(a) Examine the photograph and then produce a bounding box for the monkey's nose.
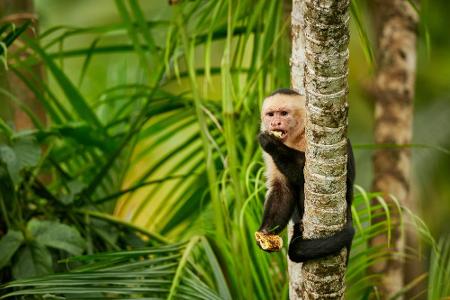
[272,120,282,126]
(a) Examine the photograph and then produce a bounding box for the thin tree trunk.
[289,0,306,298]
[291,0,306,96]
[301,0,350,298]
[370,0,419,298]
[0,0,46,130]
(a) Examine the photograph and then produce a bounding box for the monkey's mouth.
[270,130,287,139]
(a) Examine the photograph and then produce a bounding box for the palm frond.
[0,237,229,300]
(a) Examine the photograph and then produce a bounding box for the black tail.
[288,221,354,263]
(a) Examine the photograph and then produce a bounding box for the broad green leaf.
[0,145,16,168]
[0,144,19,183]
[28,219,86,255]
[12,241,52,279]
[60,180,86,205]
[0,230,24,268]
[13,136,41,170]
[0,137,40,184]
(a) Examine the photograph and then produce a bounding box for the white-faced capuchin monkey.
[255,88,355,263]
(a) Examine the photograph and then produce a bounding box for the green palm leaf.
[0,237,229,300]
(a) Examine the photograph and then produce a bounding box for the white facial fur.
[261,93,306,150]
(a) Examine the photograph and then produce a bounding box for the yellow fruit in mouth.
[271,131,283,138]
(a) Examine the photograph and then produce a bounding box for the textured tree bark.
[370,0,419,298]
[289,0,305,298]
[0,0,46,130]
[301,0,350,299]
[291,0,306,96]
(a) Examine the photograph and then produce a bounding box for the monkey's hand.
[258,132,306,185]
[255,231,283,252]
[258,132,285,155]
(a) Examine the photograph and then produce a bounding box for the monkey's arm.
[288,140,356,263]
[258,132,305,185]
[258,179,295,235]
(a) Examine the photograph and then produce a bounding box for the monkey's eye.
[267,112,274,117]
[281,111,288,116]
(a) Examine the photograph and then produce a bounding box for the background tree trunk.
[289,0,306,298]
[0,0,45,283]
[301,0,350,298]
[370,0,420,298]
[0,0,46,130]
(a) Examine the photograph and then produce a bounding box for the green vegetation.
[0,0,449,299]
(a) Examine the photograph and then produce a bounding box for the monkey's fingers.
[258,132,281,153]
[255,231,283,252]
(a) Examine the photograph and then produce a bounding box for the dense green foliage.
[0,0,449,299]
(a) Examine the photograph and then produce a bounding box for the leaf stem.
[167,236,201,300]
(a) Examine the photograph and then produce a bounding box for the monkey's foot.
[255,231,283,252]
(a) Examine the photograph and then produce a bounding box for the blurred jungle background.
[0,0,449,299]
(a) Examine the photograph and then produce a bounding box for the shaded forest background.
[34,0,450,237]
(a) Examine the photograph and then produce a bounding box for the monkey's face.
[261,94,306,144]
[262,108,291,142]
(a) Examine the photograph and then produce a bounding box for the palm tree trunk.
[301,0,350,298]
[289,0,306,298]
[370,0,419,298]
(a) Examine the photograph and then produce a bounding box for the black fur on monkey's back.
[258,91,355,263]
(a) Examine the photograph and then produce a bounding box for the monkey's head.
[261,89,306,148]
